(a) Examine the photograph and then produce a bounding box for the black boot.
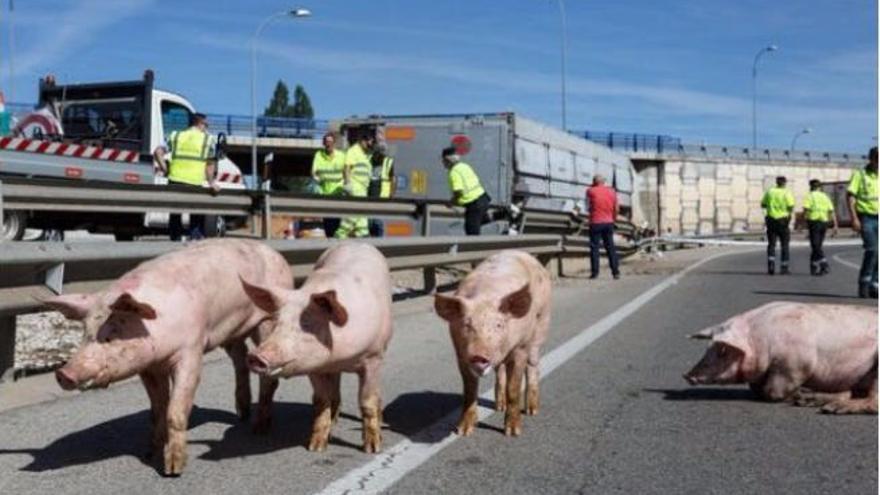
[859,283,870,298]
[819,262,830,275]
[768,260,775,275]
[780,264,790,275]
[810,263,819,276]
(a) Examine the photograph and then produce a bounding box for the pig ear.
[688,325,720,340]
[499,283,531,319]
[434,294,464,321]
[109,292,157,320]
[309,290,348,327]
[43,293,96,321]
[712,320,751,356]
[240,276,285,314]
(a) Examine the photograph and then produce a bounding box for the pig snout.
[247,351,283,377]
[469,355,492,377]
[55,367,79,391]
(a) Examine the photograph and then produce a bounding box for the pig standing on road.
[243,242,393,453]
[46,239,293,475]
[434,250,552,437]
[684,301,878,414]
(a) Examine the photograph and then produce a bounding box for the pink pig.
[684,301,878,414]
[45,239,293,475]
[241,242,393,453]
[434,250,552,437]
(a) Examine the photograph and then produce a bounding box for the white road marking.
[833,252,862,270]
[315,249,743,495]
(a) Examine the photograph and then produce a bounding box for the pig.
[434,250,552,437]
[242,241,393,453]
[684,301,878,414]
[44,239,293,475]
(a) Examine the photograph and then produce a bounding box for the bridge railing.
[205,113,329,140]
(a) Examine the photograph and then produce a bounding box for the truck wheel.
[1,210,26,241]
[203,215,226,238]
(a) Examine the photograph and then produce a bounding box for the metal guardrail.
[0,235,570,380]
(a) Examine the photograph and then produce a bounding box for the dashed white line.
[314,249,742,495]
[833,251,862,270]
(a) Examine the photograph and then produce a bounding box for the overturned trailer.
[337,112,640,235]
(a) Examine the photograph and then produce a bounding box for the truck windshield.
[61,98,143,151]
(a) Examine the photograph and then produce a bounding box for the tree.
[289,84,314,119]
[264,80,290,117]
[264,81,315,119]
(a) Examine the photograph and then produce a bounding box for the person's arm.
[389,164,397,197]
[311,153,321,182]
[614,191,620,220]
[152,146,168,175]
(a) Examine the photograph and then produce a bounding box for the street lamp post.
[752,44,778,151]
[554,0,568,131]
[790,127,812,153]
[250,8,311,192]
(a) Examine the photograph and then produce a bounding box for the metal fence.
[204,113,329,139]
[579,129,867,164]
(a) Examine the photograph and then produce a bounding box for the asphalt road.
[0,246,875,494]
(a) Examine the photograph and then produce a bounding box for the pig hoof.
[504,422,523,437]
[526,405,539,416]
[455,421,476,437]
[308,435,329,452]
[362,439,382,454]
[495,400,507,412]
[163,447,187,477]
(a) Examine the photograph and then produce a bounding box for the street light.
[752,44,778,151]
[790,127,812,153]
[250,8,311,192]
[552,0,568,131]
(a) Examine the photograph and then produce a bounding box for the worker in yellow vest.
[442,146,489,235]
[335,132,374,239]
[368,144,396,237]
[761,176,795,275]
[311,132,346,237]
[803,179,838,276]
[847,146,878,298]
[152,112,219,241]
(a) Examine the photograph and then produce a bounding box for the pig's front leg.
[358,361,384,453]
[139,370,169,459]
[224,340,252,421]
[252,321,279,434]
[494,364,507,412]
[504,349,528,437]
[329,372,342,425]
[525,346,541,416]
[163,351,202,476]
[455,358,479,436]
[792,389,851,408]
[757,369,801,402]
[307,373,337,452]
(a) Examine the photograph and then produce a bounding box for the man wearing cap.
[803,179,838,275]
[442,146,489,235]
[761,176,795,275]
[153,112,219,241]
[847,146,878,298]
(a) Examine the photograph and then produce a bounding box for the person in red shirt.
[586,174,620,279]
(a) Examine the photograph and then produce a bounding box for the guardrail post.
[423,267,437,294]
[418,203,431,237]
[261,191,272,240]
[0,315,16,382]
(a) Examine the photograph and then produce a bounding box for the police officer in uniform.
[335,131,374,239]
[761,176,795,275]
[368,144,395,237]
[803,179,838,275]
[442,146,489,236]
[153,112,219,241]
[847,146,879,298]
[311,132,345,237]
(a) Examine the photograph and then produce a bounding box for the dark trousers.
[589,223,619,276]
[169,214,204,241]
[858,214,878,288]
[807,221,828,273]
[765,217,791,267]
[464,194,491,236]
[323,218,341,238]
[369,219,384,237]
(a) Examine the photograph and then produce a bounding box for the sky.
[0,0,876,152]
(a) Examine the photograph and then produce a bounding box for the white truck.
[0,71,246,241]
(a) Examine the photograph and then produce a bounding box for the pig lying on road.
[243,242,393,453]
[435,250,552,437]
[684,301,878,414]
[46,239,293,475]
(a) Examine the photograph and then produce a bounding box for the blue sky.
[0,0,876,152]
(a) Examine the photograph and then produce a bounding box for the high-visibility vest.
[803,190,834,222]
[448,161,485,206]
[345,143,371,197]
[761,186,795,220]
[848,168,879,215]
[370,157,394,198]
[312,149,345,195]
[168,127,213,186]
